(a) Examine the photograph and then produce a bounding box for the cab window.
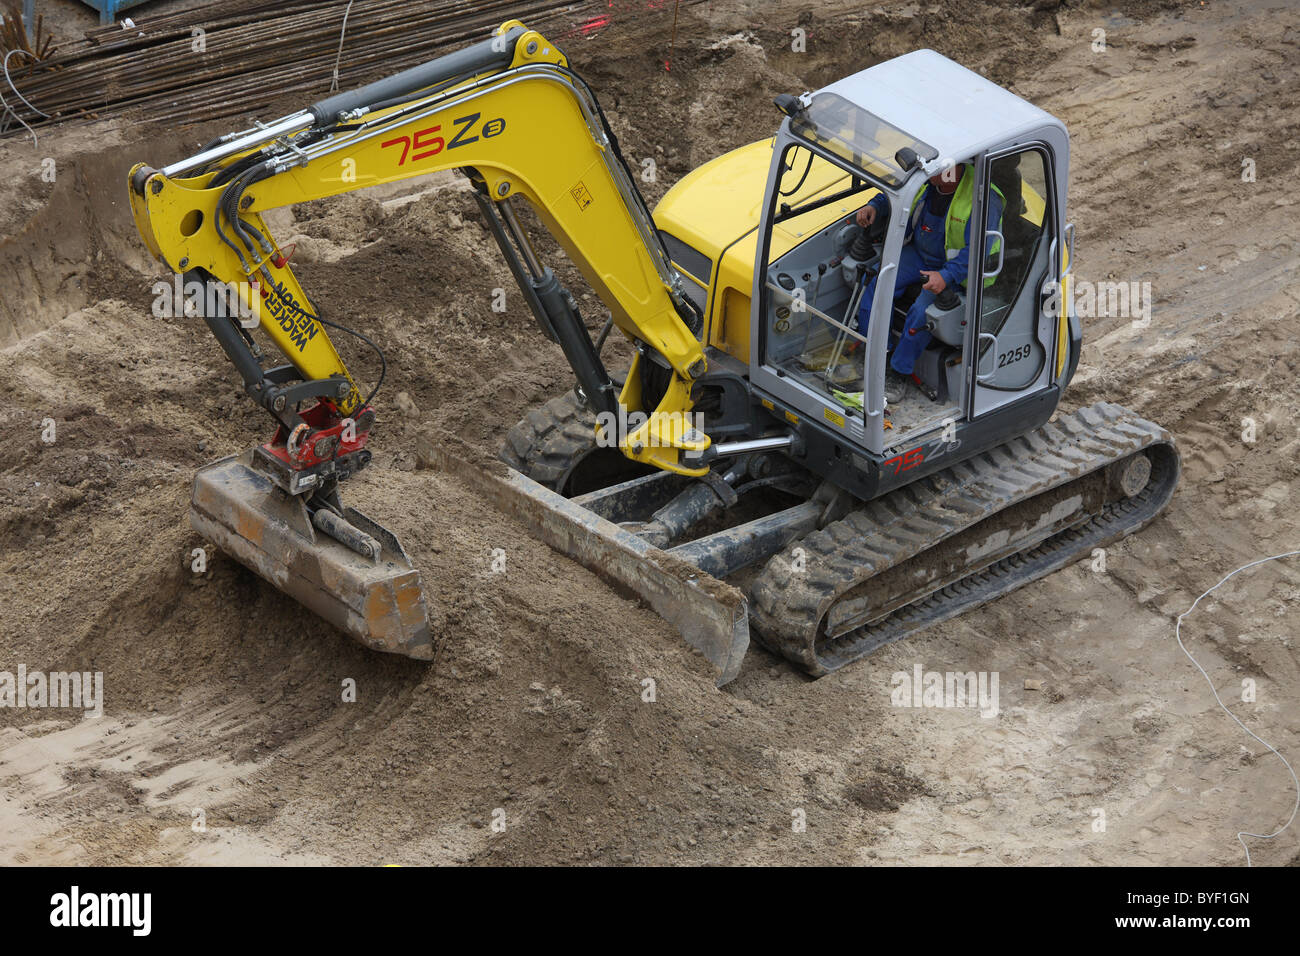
[760,144,880,409]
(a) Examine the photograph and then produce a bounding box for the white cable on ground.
[1,48,48,147]
[329,0,357,93]
[1174,549,1300,866]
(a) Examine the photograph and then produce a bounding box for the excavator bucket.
[190,444,752,685]
[190,452,433,659]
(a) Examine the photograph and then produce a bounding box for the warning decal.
[570,181,593,210]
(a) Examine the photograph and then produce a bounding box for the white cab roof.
[817,49,1060,164]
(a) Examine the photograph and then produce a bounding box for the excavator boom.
[130,21,708,471]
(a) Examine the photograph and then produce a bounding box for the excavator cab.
[657,50,1082,500]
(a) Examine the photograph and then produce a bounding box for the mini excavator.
[129,21,1178,684]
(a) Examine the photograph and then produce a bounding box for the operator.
[851,162,1003,399]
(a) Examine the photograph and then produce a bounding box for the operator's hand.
[853,205,877,228]
[921,270,947,294]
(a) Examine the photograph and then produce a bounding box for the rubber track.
[748,402,1181,675]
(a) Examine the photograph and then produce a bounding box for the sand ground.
[0,0,1297,865]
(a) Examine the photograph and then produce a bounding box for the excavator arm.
[129,20,709,494]
[122,21,746,667]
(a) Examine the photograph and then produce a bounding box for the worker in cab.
[852,161,1003,401]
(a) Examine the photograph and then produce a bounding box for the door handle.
[983,229,1004,280]
[976,332,999,382]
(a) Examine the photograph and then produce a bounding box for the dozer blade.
[190,452,433,659]
[417,433,751,686]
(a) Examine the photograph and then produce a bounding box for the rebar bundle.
[1,0,702,137]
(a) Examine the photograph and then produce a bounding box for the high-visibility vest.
[909,165,1005,288]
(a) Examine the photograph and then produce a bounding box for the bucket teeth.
[190,452,433,659]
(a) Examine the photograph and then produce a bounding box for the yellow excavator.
[129,20,1178,684]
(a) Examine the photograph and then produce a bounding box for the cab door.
[969,140,1062,417]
